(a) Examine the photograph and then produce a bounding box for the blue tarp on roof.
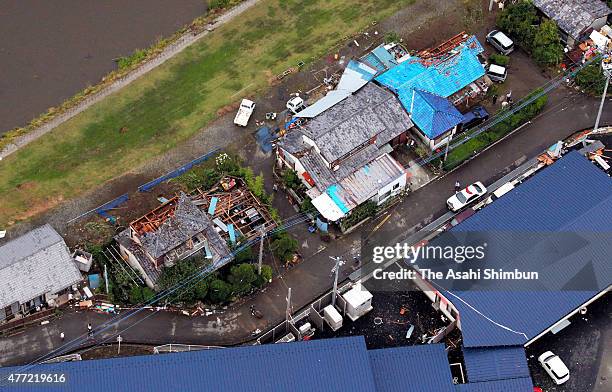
[447,151,612,347]
[326,184,350,213]
[463,346,530,382]
[369,344,456,392]
[0,337,377,392]
[455,377,534,392]
[376,36,484,112]
[411,89,464,139]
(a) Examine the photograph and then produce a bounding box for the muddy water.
[0,0,207,133]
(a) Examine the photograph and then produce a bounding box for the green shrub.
[117,49,148,70]
[271,232,298,263]
[532,19,563,67]
[384,31,401,44]
[489,54,510,67]
[444,92,548,170]
[255,265,273,287]
[341,201,377,230]
[575,63,609,96]
[282,169,301,190]
[209,0,231,9]
[208,279,232,303]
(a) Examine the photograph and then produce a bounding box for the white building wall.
[374,172,407,205]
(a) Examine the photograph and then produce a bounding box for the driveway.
[526,293,611,392]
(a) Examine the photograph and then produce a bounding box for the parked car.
[486,30,514,55]
[447,182,487,212]
[460,106,489,130]
[487,63,507,83]
[234,98,256,127]
[286,96,307,114]
[538,351,570,385]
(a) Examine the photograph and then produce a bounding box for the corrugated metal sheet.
[376,35,484,110]
[411,89,463,139]
[336,60,377,92]
[369,344,456,392]
[0,337,378,392]
[455,377,534,392]
[294,90,351,119]
[447,151,612,347]
[463,346,530,382]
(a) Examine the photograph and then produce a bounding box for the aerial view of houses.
[0,1,611,391]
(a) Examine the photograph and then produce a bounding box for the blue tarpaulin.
[139,148,220,192]
[88,274,100,290]
[256,126,275,153]
[228,224,236,243]
[208,197,218,215]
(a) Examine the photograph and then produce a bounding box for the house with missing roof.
[276,82,413,222]
[0,224,83,322]
[116,192,231,290]
[376,33,488,151]
[533,0,612,48]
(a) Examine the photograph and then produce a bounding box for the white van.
[486,30,514,55]
[487,64,507,83]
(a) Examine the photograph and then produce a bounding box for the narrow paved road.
[1,87,611,368]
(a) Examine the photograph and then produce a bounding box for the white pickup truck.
[234,99,256,127]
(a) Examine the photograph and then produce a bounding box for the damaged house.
[117,180,276,290]
[533,0,612,48]
[276,82,413,222]
[376,33,488,150]
[116,193,231,290]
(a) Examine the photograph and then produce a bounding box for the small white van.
[487,64,507,83]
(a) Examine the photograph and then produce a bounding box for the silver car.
[486,30,514,55]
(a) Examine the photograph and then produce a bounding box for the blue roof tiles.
[411,89,464,139]
[376,35,485,114]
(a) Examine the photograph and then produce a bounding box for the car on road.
[460,106,489,130]
[447,182,487,212]
[538,351,570,385]
[486,30,514,55]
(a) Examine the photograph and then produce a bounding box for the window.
[380,190,392,201]
[393,183,400,190]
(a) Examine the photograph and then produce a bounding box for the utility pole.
[257,225,265,275]
[104,264,109,294]
[593,75,610,134]
[330,256,344,307]
[285,287,292,323]
[117,335,122,355]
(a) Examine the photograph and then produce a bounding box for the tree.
[255,265,273,287]
[575,64,609,96]
[532,19,563,67]
[496,0,538,48]
[271,232,298,263]
[227,263,257,295]
[234,245,254,264]
[208,279,232,303]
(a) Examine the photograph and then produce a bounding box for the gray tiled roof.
[296,83,412,163]
[140,193,230,261]
[534,0,611,38]
[0,224,82,309]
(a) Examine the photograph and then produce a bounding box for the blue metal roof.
[376,36,484,111]
[368,344,455,392]
[0,337,377,392]
[455,377,534,392]
[411,89,464,139]
[446,151,612,347]
[463,346,530,382]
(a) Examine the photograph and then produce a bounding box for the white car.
[447,182,487,212]
[538,351,570,385]
[486,30,514,55]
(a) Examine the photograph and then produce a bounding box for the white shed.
[323,305,343,331]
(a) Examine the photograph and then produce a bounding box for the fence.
[138,148,220,192]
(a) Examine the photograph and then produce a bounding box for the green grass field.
[0,0,414,225]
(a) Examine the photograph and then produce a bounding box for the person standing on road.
[455,181,461,192]
[87,323,93,337]
[492,94,498,105]
[506,90,512,100]
[60,332,65,341]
